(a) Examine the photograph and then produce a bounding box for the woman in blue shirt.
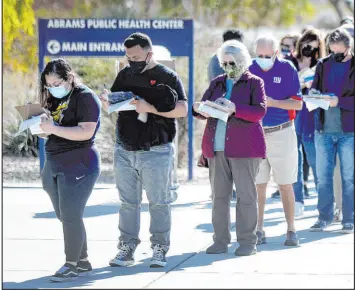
[291,29,326,217]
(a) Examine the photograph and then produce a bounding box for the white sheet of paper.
[107,98,136,114]
[17,115,43,134]
[198,103,232,122]
[304,97,330,112]
[29,123,45,135]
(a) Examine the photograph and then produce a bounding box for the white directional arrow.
[47,40,61,54]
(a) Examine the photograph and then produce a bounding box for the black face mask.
[129,53,149,74]
[331,51,347,62]
[302,45,318,58]
[281,49,291,56]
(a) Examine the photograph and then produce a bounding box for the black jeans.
[41,146,100,262]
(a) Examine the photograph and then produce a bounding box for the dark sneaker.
[235,245,257,256]
[284,231,299,246]
[109,243,135,267]
[49,263,78,282]
[150,244,167,268]
[205,242,228,254]
[309,220,331,232]
[77,260,92,277]
[256,231,267,245]
[341,223,354,234]
[271,190,280,199]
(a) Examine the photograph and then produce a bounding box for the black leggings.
[41,146,100,262]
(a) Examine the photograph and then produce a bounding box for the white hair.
[254,35,279,53]
[328,27,353,48]
[217,40,252,69]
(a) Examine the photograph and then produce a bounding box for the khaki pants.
[209,152,261,246]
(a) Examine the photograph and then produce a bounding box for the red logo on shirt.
[150,80,156,85]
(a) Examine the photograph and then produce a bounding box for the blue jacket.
[294,88,315,137]
[286,55,317,137]
[311,55,355,133]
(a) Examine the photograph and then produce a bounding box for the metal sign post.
[38,18,194,180]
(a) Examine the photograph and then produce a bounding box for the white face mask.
[255,57,274,71]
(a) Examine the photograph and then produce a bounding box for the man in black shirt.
[100,33,187,268]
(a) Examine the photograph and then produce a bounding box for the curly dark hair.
[39,58,81,110]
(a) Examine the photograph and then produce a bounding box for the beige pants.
[334,154,342,210]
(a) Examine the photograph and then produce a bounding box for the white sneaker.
[295,202,304,217]
[334,208,343,222]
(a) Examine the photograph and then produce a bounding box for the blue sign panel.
[38,18,194,180]
[39,19,193,57]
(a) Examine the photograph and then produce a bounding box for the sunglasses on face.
[280,44,291,50]
[303,44,318,50]
[222,61,236,66]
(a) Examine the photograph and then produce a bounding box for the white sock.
[66,261,77,266]
[79,258,88,262]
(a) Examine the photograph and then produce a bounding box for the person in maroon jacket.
[193,40,267,256]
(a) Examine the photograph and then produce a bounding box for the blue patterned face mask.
[48,86,70,98]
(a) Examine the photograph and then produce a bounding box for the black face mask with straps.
[331,50,348,62]
[128,52,150,74]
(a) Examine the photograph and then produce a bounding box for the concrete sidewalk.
[2,181,354,289]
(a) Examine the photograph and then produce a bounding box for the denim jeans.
[315,132,354,224]
[293,134,318,204]
[114,142,174,252]
[42,146,100,262]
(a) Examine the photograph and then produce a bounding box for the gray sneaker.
[206,242,228,254]
[284,231,299,246]
[150,244,167,268]
[256,231,267,245]
[109,242,135,267]
[309,220,331,232]
[234,245,257,256]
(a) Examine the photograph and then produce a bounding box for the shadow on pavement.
[2,251,237,289]
[33,200,214,219]
[257,227,348,252]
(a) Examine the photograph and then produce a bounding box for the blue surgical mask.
[48,85,70,99]
[255,57,274,71]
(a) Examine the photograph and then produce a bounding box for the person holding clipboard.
[38,58,101,282]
